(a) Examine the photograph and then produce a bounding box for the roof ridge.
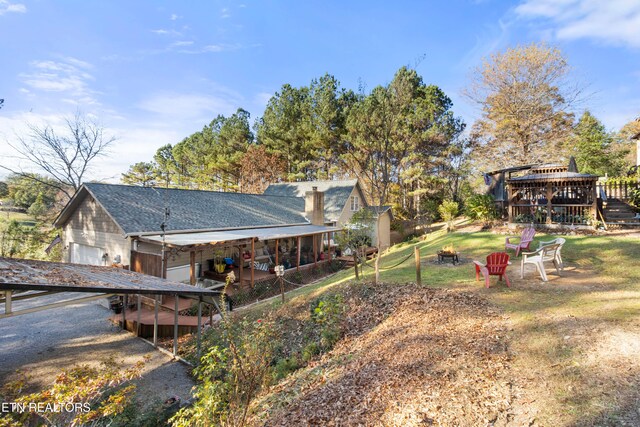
[85,182,302,198]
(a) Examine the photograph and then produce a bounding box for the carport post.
[153,295,159,346]
[197,296,202,359]
[122,295,127,330]
[173,294,179,357]
[136,294,141,337]
[4,291,11,315]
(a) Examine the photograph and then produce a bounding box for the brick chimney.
[304,186,324,225]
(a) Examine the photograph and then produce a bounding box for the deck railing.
[510,204,593,225]
[597,181,640,201]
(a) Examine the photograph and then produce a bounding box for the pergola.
[507,169,599,225]
[0,257,220,358]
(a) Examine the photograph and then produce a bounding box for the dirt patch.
[260,283,536,426]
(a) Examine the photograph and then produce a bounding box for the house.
[53,180,391,287]
[263,179,392,250]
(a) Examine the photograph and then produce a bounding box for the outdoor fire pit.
[437,245,459,265]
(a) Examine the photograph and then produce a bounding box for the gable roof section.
[55,183,307,236]
[263,179,360,222]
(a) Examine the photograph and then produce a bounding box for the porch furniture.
[474,252,511,288]
[520,243,562,282]
[537,237,566,271]
[505,227,536,257]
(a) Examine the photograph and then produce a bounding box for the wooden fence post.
[415,247,422,286]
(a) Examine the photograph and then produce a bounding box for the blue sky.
[1,0,639,182]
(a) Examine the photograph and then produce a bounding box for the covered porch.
[135,224,341,291]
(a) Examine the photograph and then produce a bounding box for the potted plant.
[213,250,226,274]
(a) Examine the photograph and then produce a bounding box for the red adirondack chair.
[474,252,511,288]
[505,227,536,257]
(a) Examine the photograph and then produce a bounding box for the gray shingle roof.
[62,183,307,235]
[263,179,359,222]
[508,172,598,182]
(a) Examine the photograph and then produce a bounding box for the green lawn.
[192,226,640,425]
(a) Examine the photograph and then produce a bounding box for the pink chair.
[474,252,511,288]
[505,227,536,257]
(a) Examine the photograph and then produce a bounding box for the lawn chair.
[537,237,565,271]
[520,243,562,282]
[505,227,536,257]
[474,252,511,288]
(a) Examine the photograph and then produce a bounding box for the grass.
[191,225,640,425]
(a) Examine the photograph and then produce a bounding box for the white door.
[70,243,105,266]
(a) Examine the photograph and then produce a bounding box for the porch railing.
[230,259,347,307]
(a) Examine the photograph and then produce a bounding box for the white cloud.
[136,92,239,124]
[169,40,194,48]
[221,7,231,18]
[0,0,26,15]
[170,13,179,21]
[515,0,640,48]
[254,92,273,108]
[151,28,182,37]
[19,57,99,105]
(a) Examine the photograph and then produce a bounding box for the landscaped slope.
[254,283,534,426]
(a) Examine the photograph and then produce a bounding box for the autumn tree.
[239,145,286,193]
[1,112,115,200]
[464,43,581,170]
[121,162,157,187]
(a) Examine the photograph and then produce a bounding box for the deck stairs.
[603,198,640,228]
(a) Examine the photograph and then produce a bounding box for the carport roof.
[0,257,215,296]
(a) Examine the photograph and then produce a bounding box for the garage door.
[70,243,105,266]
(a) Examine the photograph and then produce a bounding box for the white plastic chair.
[520,243,562,282]
[537,237,565,271]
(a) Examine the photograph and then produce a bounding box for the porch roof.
[139,224,341,248]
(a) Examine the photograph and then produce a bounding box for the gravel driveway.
[0,292,195,408]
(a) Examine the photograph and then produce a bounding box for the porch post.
[173,294,179,357]
[238,245,244,286]
[329,232,333,259]
[297,236,301,271]
[250,238,255,288]
[189,250,196,285]
[546,183,553,224]
[507,184,513,223]
[275,239,279,266]
[197,296,202,359]
[591,181,598,221]
[313,234,318,266]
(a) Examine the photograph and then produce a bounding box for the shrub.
[465,194,497,223]
[437,200,459,232]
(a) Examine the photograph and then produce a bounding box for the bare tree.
[464,43,585,169]
[1,112,115,200]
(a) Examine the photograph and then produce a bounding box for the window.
[350,195,359,211]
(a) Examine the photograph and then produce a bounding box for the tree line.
[122,67,467,221]
[2,43,638,226]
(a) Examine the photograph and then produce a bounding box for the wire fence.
[230,259,348,307]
